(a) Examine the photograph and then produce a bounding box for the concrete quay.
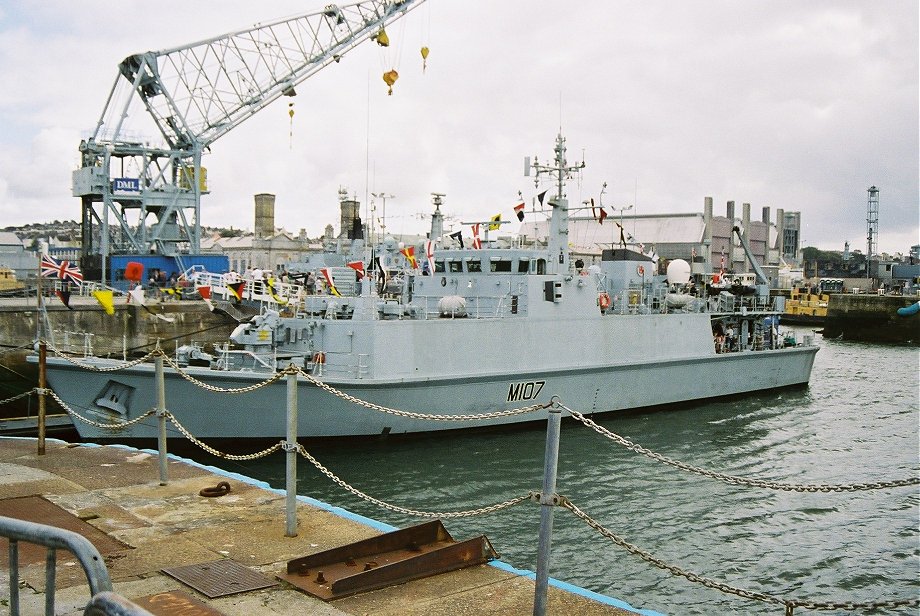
[0,437,641,616]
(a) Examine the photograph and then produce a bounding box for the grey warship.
[40,134,818,440]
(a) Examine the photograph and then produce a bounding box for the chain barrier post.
[534,399,562,616]
[155,353,168,485]
[38,341,47,455]
[285,368,298,537]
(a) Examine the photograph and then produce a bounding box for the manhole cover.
[162,559,277,598]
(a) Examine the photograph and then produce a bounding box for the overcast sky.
[1,1,917,255]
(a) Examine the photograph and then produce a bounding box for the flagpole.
[36,252,43,342]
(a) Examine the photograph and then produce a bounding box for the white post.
[155,354,168,485]
[285,370,298,537]
[533,401,562,616]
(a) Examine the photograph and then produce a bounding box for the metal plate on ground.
[162,559,278,598]
[0,494,131,566]
[132,590,225,615]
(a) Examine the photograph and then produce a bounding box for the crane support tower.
[73,0,423,278]
[866,185,879,277]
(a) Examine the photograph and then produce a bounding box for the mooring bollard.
[533,399,562,616]
[285,368,298,537]
[155,354,168,485]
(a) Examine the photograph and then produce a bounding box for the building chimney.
[726,201,735,272]
[742,203,751,273]
[703,196,713,267]
[254,193,275,241]
[776,208,785,260]
[762,206,770,225]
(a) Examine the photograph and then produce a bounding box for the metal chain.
[783,597,920,612]
[562,497,784,605]
[0,342,37,357]
[563,404,920,493]
[296,443,531,517]
[44,342,160,372]
[165,412,285,460]
[562,498,919,613]
[47,389,156,429]
[297,367,549,421]
[0,388,35,406]
[161,354,288,393]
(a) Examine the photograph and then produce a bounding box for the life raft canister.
[598,292,611,310]
[637,265,645,276]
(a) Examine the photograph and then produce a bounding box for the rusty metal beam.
[281,520,498,601]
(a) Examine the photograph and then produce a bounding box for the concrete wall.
[823,294,920,343]
[0,299,238,358]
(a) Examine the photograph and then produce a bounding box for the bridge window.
[490,257,511,273]
[448,260,462,273]
[467,259,482,273]
[518,258,530,273]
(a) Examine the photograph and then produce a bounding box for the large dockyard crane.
[73,0,423,277]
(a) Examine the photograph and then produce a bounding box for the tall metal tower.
[866,185,879,276]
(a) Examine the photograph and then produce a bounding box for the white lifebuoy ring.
[637,265,646,276]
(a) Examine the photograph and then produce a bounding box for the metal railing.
[1,515,152,616]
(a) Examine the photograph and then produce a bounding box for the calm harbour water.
[200,328,919,615]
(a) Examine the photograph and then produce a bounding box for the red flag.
[196,285,214,311]
[228,281,246,301]
[399,246,418,268]
[599,208,607,225]
[347,261,366,279]
[425,240,435,274]
[124,261,144,283]
[514,202,525,222]
[320,268,341,296]
[471,224,482,250]
[55,290,73,309]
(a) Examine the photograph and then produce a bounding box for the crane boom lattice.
[74,0,423,276]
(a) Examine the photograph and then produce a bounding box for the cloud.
[0,0,916,255]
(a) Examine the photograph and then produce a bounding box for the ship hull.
[41,345,818,440]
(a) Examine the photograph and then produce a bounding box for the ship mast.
[528,133,584,274]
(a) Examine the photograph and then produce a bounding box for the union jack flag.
[40,254,83,285]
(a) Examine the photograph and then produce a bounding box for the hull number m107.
[507,380,545,402]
